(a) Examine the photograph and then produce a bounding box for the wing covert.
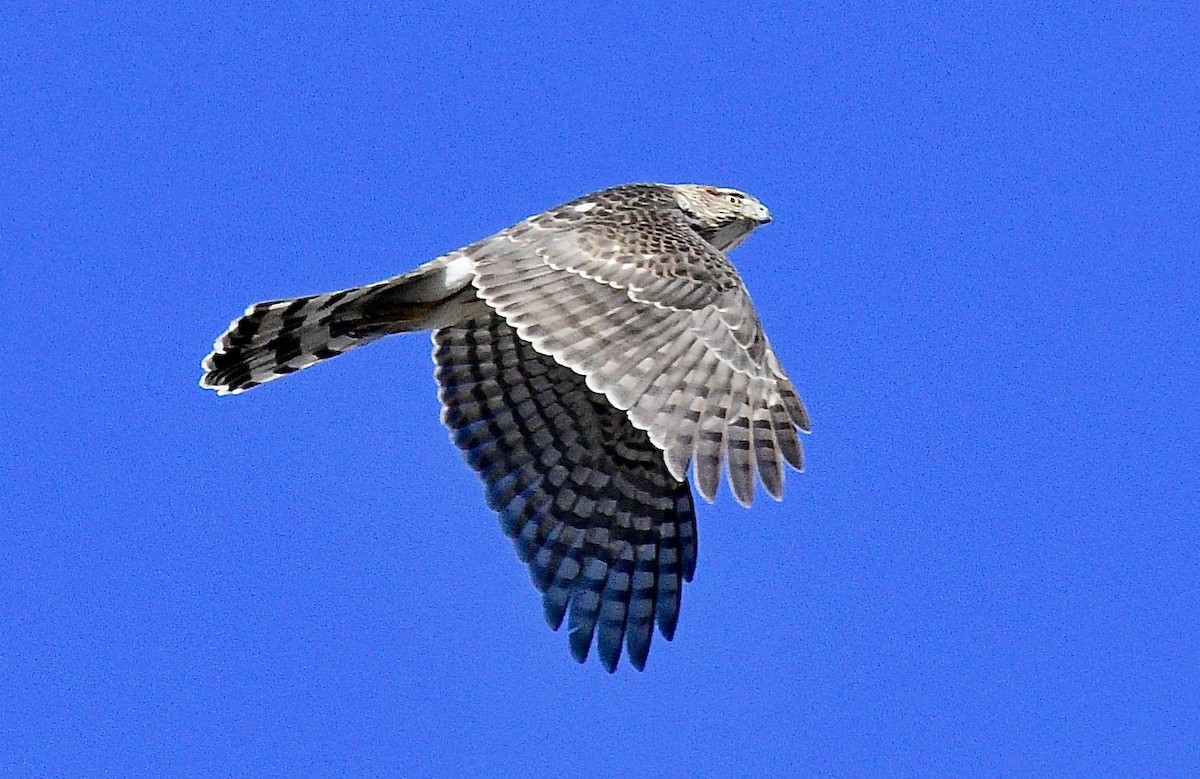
[467,212,809,505]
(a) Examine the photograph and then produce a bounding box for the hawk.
[200,183,810,672]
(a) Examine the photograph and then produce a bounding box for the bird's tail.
[200,255,477,394]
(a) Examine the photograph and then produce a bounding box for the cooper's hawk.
[200,183,809,672]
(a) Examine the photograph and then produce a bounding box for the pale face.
[670,185,772,252]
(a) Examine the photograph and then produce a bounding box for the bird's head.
[669,184,772,252]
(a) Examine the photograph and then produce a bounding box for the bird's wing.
[434,313,697,672]
[466,207,808,506]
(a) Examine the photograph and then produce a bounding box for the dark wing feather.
[434,313,697,672]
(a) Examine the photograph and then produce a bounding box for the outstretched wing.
[434,313,698,672]
[466,202,810,506]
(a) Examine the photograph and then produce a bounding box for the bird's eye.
[727,194,742,204]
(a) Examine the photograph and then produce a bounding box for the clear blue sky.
[2,4,1197,775]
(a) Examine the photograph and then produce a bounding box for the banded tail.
[200,254,479,394]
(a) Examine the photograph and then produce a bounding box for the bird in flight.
[200,183,810,672]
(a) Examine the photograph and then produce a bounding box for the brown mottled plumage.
[200,183,809,672]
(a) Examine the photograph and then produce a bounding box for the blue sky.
[2,3,1197,775]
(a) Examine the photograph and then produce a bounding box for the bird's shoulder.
[499,184,741,291]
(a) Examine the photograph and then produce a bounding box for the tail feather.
[200,283,389,395]
[200,253,481,395]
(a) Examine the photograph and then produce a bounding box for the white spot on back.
[442,254,474,290]
[573,201,597,213]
